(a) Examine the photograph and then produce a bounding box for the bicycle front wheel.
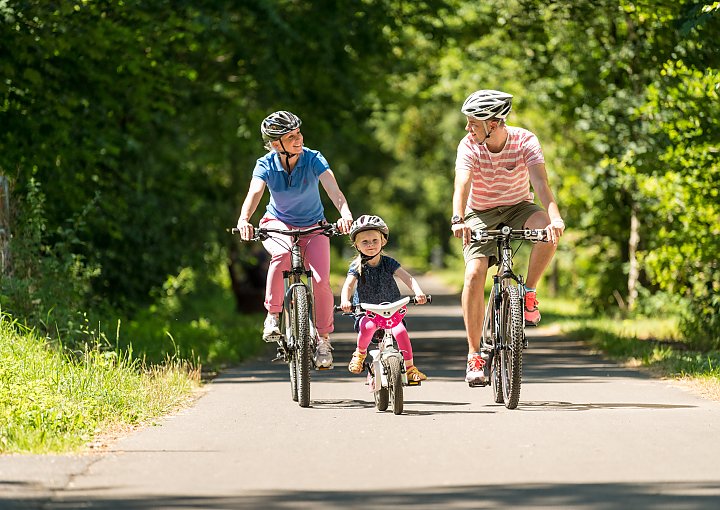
[387,356,404,415]
[290,286,312,408]
[500,285,524,409]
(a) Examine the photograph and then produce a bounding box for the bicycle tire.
[291,286,312,408]
[387,356,404,415]
[484,290,504,404]
[491,352,504,404]
[282,310,299,402]
[289,356,299,402]
[500,285,524,409]
[375,384,389,412]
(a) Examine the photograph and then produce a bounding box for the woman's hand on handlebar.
[236,219,254,241]
[414,293,428,305]
[340,299,353,313]
[335,217,353,235]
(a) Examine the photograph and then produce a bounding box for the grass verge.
[0,313,201,454]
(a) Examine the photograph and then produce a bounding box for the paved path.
[2,275,720,509]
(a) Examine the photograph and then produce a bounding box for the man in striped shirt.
[451,90,565,386]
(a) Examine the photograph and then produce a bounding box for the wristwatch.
[451,214,464,225]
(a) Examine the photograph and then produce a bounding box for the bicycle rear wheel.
[500,285,524,409]
[484,288,504,404]
[290,286,312,408]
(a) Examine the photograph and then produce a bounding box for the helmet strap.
[478,120,493,145]
[277,139,298,175]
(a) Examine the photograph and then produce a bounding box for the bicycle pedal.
[524,321,539,328]
[263,334,283,343]
[407,380,421,387]
[468,379,489,388]
[315,365,333,371]
[270,355,286,363]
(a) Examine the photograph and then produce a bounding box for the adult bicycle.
[472,225,548,409]
[231,222,340,408]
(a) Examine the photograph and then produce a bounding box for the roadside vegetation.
[0,314,200,453]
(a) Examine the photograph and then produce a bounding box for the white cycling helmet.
[350,215,389,242]
[260,110,302,143]
[461,90,513,120]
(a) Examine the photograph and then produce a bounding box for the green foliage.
[0,178,99,338]
[112,262,265,368]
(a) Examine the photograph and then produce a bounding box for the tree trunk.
[627,204,640,311]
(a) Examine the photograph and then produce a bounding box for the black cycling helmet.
[350,215,389,242]
[260,110,302,144]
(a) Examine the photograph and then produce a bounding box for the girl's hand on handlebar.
[414,294,427,305]
[336,217,353,235]
[236,219,255,241]
[340,299,353,313]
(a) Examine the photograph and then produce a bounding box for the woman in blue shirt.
[236,111,353,369]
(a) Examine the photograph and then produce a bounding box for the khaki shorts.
[463,201,544,264]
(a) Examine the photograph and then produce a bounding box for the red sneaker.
[524,290,541,326]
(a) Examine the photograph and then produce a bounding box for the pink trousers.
[356,316,413,361]
[260,217,333,335]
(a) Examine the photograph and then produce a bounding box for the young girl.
[340,215,428,382]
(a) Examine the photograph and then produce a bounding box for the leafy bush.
[0,178,100,342]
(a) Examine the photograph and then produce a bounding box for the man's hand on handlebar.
[451,223,473,247]
[545,218,565,245]
[236,219,254,241]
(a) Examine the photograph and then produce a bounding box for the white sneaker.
[465,352,488,386]
[262,313,281,341]
[314,336,333,369]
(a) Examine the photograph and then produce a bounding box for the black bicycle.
[231,222,340,408]
[472,225,548,409]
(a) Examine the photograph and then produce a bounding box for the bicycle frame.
[475,225,547,408]
[233,222,338,408]
[481,227,527,355]
[362,297,412,393]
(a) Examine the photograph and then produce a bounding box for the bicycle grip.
[410,295,432,304]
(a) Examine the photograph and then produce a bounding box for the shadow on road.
[211,288,698,415]
[6,481,720,509]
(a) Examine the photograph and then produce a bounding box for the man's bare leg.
[524,211,557,288]
[462,257,489,354]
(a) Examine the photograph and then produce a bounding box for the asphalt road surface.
[2,278,720,509]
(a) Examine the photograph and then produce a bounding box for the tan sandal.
[405,365,427,382]
[348,349,367,374]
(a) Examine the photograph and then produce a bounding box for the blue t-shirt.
[348,255,402,305]
[252,147,329,226]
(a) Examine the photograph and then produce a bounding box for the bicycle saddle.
[361,296,410,315]
[361,297,410,329]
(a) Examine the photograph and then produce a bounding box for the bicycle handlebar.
[229,222,340,241]
[333,295,432,314]
[470,226,548,243]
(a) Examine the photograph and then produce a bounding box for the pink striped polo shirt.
[455,126,545,211]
